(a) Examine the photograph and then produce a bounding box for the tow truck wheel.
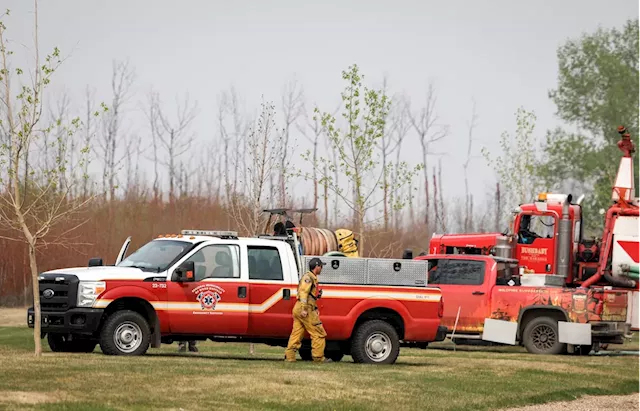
[47,333,97,353]
[99,310,151,356]
[350,320,400,364]
[522,317,565,355]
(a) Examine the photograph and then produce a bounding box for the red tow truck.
[28,229,446,364]
[415,126,638,354]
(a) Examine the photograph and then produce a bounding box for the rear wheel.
[99,310,151,356]
[522,317,565,355]
[299,347,312,361]
[47,333,97,353]
[350,320,400,364]
[326,350,344,362]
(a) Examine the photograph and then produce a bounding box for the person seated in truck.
[517,215,539,244]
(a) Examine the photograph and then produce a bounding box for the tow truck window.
[118,240,193,272]
[248,246,284,281]
[185,245,240,280]
[518,214,555,244]
[427,259,485,285]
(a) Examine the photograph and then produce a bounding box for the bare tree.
[385,94,411,231]
[228,98,284,236]
[0,3,105,355]
[147,91,198,204]
[463,99,479,232]
[299,101,340,225]
[405,83,449,229]
[96,60,135,201]
[279,77,304,206]
[81,86,97,198]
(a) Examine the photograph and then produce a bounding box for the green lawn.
[0,326,637,411]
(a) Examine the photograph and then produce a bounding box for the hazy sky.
[3,0,638,210]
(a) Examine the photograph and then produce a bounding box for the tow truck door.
[166,243,249,335]
[115,236,132,265]
[427,257,491,333]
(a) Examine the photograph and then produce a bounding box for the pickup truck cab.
[413,254,631,355]
[28,229,446,364]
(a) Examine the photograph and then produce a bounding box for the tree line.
[0,3,637,326]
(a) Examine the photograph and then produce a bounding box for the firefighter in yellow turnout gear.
[284,258,329,362]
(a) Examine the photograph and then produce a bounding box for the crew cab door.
[167,243,249,335]
[247,244,297,337]
[427,258,491,333]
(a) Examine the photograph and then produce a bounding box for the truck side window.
[428,259,485,285]
[248,246,284,281]
[185,244,240,281]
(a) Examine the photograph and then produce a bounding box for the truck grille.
[38,274,79,312]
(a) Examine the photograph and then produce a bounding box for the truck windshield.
[118,240,194,272]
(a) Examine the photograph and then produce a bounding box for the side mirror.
[88,258,104,267]
[172,261,195,282]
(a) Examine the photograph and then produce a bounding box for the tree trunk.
[28,241,42,356]
[495,182,501,232]
[432,169,439,232]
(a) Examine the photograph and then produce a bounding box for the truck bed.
[302,255,429,287]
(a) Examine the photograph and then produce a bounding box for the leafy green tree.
[302,64,421,254]
[0,3,105,356]
[540,19,639,235]
[481,107,543,228]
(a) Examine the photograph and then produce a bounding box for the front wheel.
[522,317,566,355]
[350,320,400,364]
[99,310,151,356]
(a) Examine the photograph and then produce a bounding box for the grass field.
[0,309,638,411]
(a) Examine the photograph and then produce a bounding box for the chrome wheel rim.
[365,332,391,361]
[113,321,142,353]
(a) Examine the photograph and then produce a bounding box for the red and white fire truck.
[27,229,446,364]
[417,126,638,353]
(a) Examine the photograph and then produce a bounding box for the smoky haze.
[3,0,638,217]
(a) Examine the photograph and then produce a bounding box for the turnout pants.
[284,302,327,362]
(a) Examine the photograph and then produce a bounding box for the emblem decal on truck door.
[193,284,225,311]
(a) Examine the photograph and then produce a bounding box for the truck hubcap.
[365,332,391,361]
[532,325,556,350]
[114,322,142,353]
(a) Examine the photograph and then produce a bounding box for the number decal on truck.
[152,283,167,289]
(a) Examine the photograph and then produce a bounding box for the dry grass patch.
[503,393,639,411]
[0,390,70,405]
[0,308,27,327]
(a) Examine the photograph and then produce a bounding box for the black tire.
[99,310,151,356]
[350,320,400,364]
[47,333,97,353]
[522,317,566,355]
[299,347,312,361]
[575,344,593,355]
[326,351,344,362]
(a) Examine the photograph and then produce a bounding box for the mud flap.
[151,316,161,348]
[481,318,517,345]
[558,321,591,345]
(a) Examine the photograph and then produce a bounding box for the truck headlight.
[77,281,106,307]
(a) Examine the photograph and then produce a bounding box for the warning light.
[537,193,548,201]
